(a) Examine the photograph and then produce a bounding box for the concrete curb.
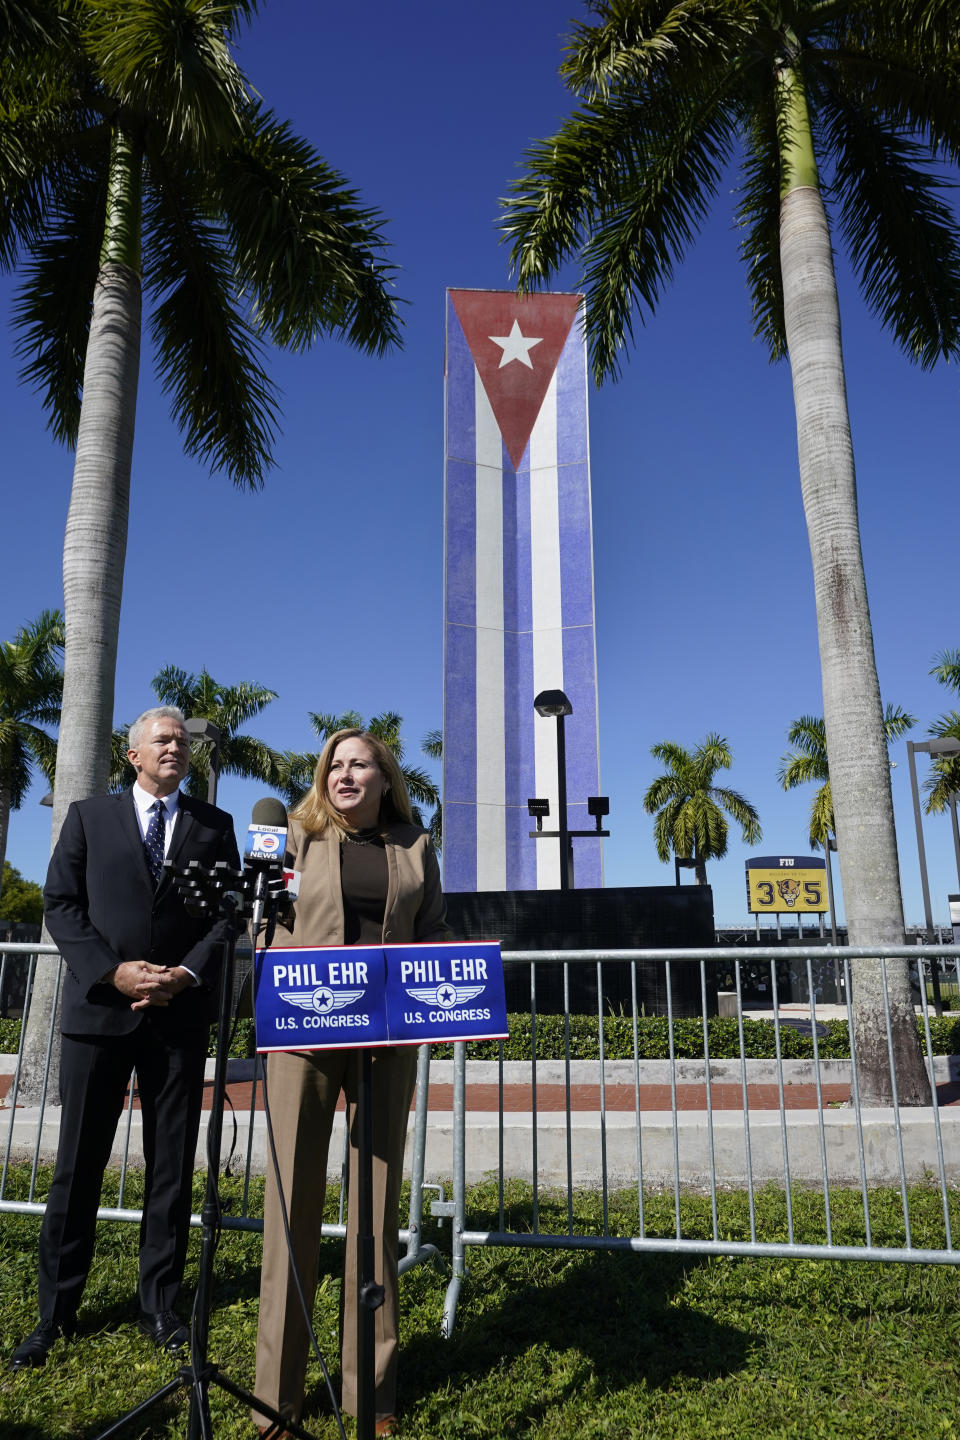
[6,1091,958,1190]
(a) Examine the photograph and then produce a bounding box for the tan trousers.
[252,1046,418,1426]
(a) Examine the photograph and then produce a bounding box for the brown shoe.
[375,1419,398,1437]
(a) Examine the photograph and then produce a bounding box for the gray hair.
[128,706,187,749]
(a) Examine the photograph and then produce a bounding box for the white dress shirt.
[132,782,180,854]
[131,783,197,983]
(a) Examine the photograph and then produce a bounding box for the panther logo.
[776,878,801,907]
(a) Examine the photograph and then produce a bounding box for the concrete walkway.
[5,1053,959,1190]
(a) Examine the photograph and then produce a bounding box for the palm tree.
[6,4,400,1101]
[502,1,960,1104]
[2,2,402,848]
[924,651,960,813]
[276,711,442,843]
[150,666,281,799]
[642,734,761,885]
[779,706,916,848]
[0,610,63,906]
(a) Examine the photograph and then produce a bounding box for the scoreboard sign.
[745,855,827,914]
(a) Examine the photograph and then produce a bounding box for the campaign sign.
[254,945,388,1052]
[384,941,507,1044]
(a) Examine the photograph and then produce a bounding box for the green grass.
[2,1170,959,1438]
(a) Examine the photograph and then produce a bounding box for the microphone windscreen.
[251,796,288,828]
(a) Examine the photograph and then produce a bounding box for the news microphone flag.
[244,796,288,868]
[443,289,602,892]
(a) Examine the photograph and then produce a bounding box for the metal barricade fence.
[437,944,960,1336]
[4,941,960,1337]
[0,943,441,1270]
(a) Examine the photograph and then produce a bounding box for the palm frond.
[422,728,442,761]
[922,708,960,814]
[84,0,251,161]
[151,665,196,712]
[428,802,442,853]
[563,0,759,101]
[709,784,762,843]
[108,726,136,792]
[143,165,279,487]
[778,749,827,789]
[808,780,835,848]
[0,0,64,54]
[398,764,439,809]
[215,102,403,356]
[506,81,738,382]
[308,711,363,743]
[0,725,33,807]
[20,720,57,785]
[930,648,960,695]
[739,94,787,357]
[12,155,108,442]
[822,87,960,366]
[881,702,916,739]
[220,732,281,785]
[367,711,404,755]
[273,748,317,809]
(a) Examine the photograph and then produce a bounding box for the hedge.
[3,1013,959,1063]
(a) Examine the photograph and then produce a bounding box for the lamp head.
[185,717,221,746]
[534,689,572,718]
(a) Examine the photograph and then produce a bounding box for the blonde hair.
[290,728,414,837]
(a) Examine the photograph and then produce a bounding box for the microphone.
[244,796,288,871]
[244,797,289,938]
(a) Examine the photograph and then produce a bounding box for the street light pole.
[184,718,222,806]
[949,792,960,890]
[906,736,960,1018]
[906,740,936,943]
[907,736,960,938]
[530,690,608,889]
[554,707,572,889]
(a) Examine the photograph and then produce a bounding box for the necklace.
[342,826,382,846]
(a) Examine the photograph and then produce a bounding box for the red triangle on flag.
[449,290,582,469]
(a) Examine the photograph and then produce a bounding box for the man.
[9,706,240,1370]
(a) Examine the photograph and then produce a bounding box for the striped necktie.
[144,799,167,885]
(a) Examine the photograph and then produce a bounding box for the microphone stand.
[355,1046,384,1440]
[92,862,321,1440]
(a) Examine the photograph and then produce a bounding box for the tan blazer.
[272,818,448,949]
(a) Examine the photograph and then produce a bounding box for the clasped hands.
[111,960,193,1009]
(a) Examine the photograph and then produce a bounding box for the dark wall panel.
[444,886,715,1017]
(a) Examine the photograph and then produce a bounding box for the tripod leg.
[355,1047,382,1440]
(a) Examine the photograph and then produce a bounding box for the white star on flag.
[489,319,543,369]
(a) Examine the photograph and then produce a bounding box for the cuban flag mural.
[443,289,602,892]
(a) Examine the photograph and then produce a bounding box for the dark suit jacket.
[44,789,240,1038]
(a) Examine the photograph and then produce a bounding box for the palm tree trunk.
[778,66,927,1105]
[19,127,142,1104]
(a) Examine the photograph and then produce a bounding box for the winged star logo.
[405,982,485,1010]
[279,987,365,1014]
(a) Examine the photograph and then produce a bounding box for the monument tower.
[443,288,601,892]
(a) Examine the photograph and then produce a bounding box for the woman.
[253,729,447,1437]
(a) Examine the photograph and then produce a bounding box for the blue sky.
[2,0,958,927]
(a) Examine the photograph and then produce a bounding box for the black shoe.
[9,1318,74,1371]
[137,1309,189,1352]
